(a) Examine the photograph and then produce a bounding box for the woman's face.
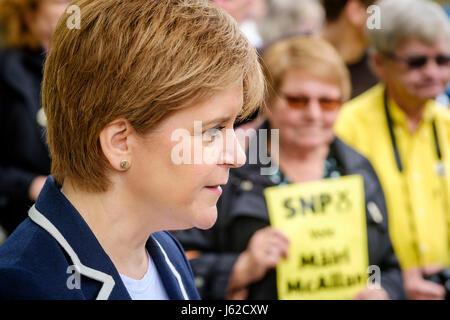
[27,0,71,50]
[267,70,342,151]
[125,84,246,231]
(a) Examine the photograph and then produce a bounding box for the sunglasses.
[279,93,341,111]
[387,53,450,70]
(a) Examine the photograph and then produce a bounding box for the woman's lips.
[205,185,223,196]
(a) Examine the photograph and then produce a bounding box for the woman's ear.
[99,119,134,171]
[344,0,368,28]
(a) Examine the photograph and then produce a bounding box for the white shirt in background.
[240,19,263,48]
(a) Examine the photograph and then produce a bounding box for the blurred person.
[210,0,266,127]
[173,36,405,300]
[335,0,450,300]
[239,0,267,49]
[210,0,252,24]
[258,0,325,45]
[0,0,70,235]
[321,0,378,98]
[0,0,264,299]
[238,0,325,133]
[210,0,264,49]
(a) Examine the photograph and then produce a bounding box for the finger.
[261,238,290,257]
[422,264,443,277]
[253,245,285,268]
[227,288,249,300]
[265,227,290,245]
[264,251,285,268]
[255,227,289,245]
[415,280,446,299]
[265,244,290,264]
[261,230,291,248]
[414,293,444,300]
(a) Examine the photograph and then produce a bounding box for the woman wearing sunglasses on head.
[172,36,405,300]
[0,0,264,300]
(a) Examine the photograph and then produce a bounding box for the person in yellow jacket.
[335,0,450,300]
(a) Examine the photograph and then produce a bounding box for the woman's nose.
[221,129,247,168]
[303,98,322,120]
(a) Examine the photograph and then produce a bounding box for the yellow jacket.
[335,84,450,269]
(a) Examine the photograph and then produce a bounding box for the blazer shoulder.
[0,219,78,298]
[0,219,42,265]
[0,266,53,299]
[0,264,84,300]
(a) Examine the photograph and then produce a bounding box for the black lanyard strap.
[383,88,448,266]
[432,120,442,161]
[383,89,442,172]
[384,90,403,172]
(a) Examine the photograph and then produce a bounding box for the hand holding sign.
[243,226,290,283]
[227,226,289,297]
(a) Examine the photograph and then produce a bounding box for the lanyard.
[383,89,442,173]
[384,89,449,266]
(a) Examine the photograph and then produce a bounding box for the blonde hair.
[262,36,351,105]
[42,0,265,192]
[0,0,40,48]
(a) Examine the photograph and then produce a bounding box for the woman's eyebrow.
[201,117,232,127]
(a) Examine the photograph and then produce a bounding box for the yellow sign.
[264,175,369,300]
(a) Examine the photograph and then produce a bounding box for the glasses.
[279,93,341,111]
[386,52,450,70]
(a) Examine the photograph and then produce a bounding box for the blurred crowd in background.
[0,0,449,300]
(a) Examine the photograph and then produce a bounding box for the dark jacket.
[172,132,405,300]
[0,48,51,234]
[0,176,200,300]
[347,51,379,99]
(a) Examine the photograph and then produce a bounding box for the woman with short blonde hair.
[0,0,265,300]
[262,36,351,106]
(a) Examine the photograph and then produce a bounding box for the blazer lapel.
[146,235,187,300]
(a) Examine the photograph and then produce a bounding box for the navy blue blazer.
[0,176,200,300]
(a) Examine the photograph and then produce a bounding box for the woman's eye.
[203,126,225,140]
